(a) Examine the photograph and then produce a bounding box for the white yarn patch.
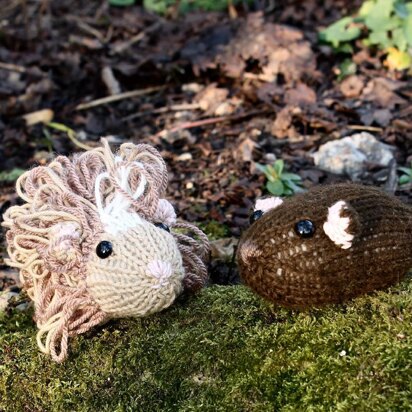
[254,197,283,213]
[323,201,354,249]
[95,162,147,235]
[147,260,173,289]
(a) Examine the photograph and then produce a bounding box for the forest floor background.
[1,0,412,288]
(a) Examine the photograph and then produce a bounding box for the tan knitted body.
[237,184,412,308]
[2,139,209,362]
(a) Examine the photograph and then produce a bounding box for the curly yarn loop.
[2,138,210,362]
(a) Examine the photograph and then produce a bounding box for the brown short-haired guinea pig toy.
[237,183,412,308]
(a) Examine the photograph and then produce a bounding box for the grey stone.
[312,132,394,180]
[16,302,32,312]
[0,291,19,313]
[210,238,238,261]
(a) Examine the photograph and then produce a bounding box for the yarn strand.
[2,138,209,361]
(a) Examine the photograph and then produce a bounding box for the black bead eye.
[250,210,264,224]
[96,241,113,259]
[154,222,170,232]
[294,219,316,238]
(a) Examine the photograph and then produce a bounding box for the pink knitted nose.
[147,260,173,288]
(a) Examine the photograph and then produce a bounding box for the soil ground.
[1,0,412,288]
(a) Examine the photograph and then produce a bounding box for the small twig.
[228,0,238,19]
[65,130,93,151]
[74,86,164,111]
[393,119,412,130]
[22,0,29,39]
[384,158,398,195]
[153,110,269,138]
[112,31,144,54]
[0,0,21,19]
[101,66,121,95]
[47,122,94,151]
[110,21,161,55]
[0,62,26,73]
[69,35,103,50]
[121,103,201,122]
[399,105,412,118]
[104,25,114,44]
[66,15,105,43]
[347,125,384,133]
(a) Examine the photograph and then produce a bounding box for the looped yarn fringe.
[2,138,209,362]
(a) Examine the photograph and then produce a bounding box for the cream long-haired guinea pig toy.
[2,139,209,362]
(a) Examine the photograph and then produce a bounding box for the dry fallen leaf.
[384,48,412,71]
[23,109,54,126]
[340,75,364,98]
[216,13,318,83]
[285,83,316,106]
[234,136,257,162]
[271,106,293,139]
[195,83,229,114]
[362,77,406,108]
[210,237,238,261]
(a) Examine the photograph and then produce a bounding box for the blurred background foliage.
[320,0,412,70]
[109,0,412,72]
[109,0,255,13]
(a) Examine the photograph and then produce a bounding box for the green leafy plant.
[319,0,412,70]
[143,0,251,14]
[398,162,412,185]
[337,58,358,80]
[0,168,25,183]
[320,16,362,49]
[256,159,303,196]
[109,0,135,5]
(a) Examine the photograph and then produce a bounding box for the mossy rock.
[1,282,412,411]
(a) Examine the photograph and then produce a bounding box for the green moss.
[1,281,412,411]
[198,220,230,240]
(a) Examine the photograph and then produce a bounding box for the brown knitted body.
[237,184,412,308]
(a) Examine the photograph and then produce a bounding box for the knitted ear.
[323,201,360,249]
[46,222,83,269]
[153,199,177,226]
[255,197,283,213]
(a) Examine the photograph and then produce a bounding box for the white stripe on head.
[95,162,148,235]
[255,197,283,213]
[323,200,354,249]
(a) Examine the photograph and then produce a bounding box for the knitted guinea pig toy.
[2,139,209,362]
[237,183,412,308]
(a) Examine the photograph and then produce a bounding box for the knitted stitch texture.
[2,139,210,362]
[87,223,184,318]
[237,183,412,308]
